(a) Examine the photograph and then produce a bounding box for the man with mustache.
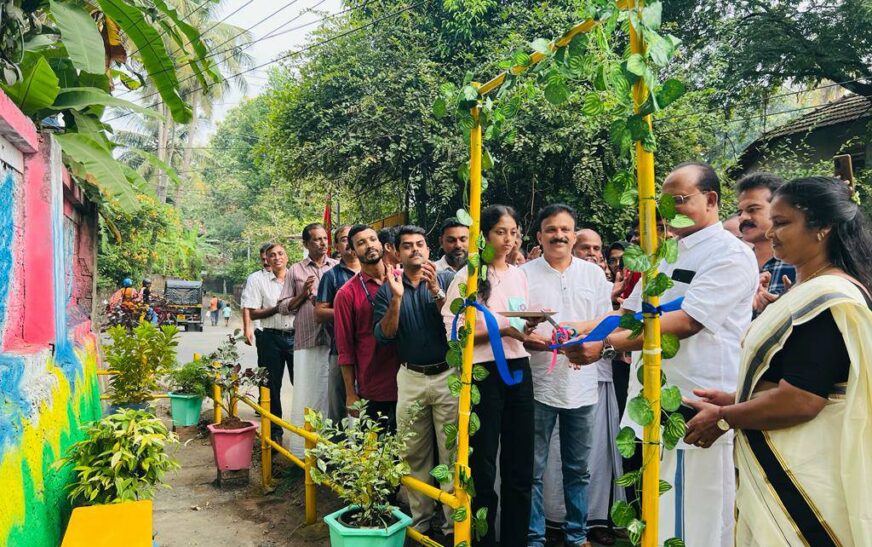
[373,225,456,543]
[435,217,469,273]
[735,172,796,314]
[278,223,337,457]
[521,205,615,547]
[333,225,401,430]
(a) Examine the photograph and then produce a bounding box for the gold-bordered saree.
[734,275,872,546]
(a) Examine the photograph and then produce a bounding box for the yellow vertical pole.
[261,386,272,488]
[628,5,662,547]
[213,361,222,425]
[453,103,481,546]
[304,407,317,525]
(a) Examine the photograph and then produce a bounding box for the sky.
[198,0,343,138]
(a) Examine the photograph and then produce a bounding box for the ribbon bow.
[451,299,522,386]
[548,297,685,351]
[548,323,577,373]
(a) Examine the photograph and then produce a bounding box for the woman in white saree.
[683,176,872,546]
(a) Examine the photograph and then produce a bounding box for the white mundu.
[623,222,757,546]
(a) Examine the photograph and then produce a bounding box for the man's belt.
[262,328,294,336]
[402,362,449,375]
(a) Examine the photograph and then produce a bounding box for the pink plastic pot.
[206,421,258,471]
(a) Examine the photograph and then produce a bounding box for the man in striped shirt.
[278,223,337,458]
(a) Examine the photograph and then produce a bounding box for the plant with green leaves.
[209,334,268,425]
[167,357,212,397]
[306,400,419,529]
[105,320,179,406]
[435,2,692,544]
[54,408,180,505]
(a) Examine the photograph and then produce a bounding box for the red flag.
[324,195,332,256]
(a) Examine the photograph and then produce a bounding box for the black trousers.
[257,329,294,440]
[364,399,397,435]
[470,357,534,547]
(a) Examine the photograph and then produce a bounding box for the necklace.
[797,263,833,286]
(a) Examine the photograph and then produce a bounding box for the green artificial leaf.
[55,133,139,211]
[656,79,686,109]
[479,264,488,281]
[643,272,673,297]
[628,395,654,426]
[623,245,652,273]
[472,364,489,382]
[620,188,638,207]
[473,508,489,539]
[626,114,649,141]
[50,0,105,74]
[1,54,60,115]
[512,50,531,67]
[619,313,643,333]
[663,411,687,450]
[610,500,635,528]
[626,53,647,76]
[661,333,680,359]
[610,119,632,156]
[658,237,679,264]
[647,33,672,67]
[664,538,686,547]
[659,479,672,495]
[604,178,623,208]
[529,38,552,55]
[447,347,461,368]
[457,208,474,226]
[481,243,496,264]
[450,297,465,315]
[659,193,676,220]
[433,97,448,118]
[669,214,694,228]
[544,80,570,106]
[470,412,480,436]
[636,365,667,386]
[642,1,662,29]
[451,506,468,522]
[462,85,479,102]
[641,130,657,152]
[470,384,481,405]
[627,518,646,545]
[447,374,462,397]
[661,385,682,412]
[582,92,603,116]
[567,33,587,57]
[430,464,452,484]
[97,0,191,123]
[616,470,641,487]
[616,426,637,458]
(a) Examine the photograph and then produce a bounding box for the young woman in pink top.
[442,204,548,546]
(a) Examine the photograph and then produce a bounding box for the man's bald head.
[573,229,604,264]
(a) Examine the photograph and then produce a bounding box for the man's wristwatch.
[432,287,446,301]
[716,416,731,432]
[600,339,617,360]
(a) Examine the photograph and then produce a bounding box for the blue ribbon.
[548,297,685,350]
[451,299,523,386]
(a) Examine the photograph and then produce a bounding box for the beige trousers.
[396,366,459,535]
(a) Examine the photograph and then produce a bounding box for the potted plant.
[307,401,416,546]
[104,320,179,413]
[166,358,212,427]
[206,335,268,471]
[54,409,180,505]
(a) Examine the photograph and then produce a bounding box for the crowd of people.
[239,162,872,547]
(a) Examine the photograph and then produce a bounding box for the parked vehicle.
[165,279,204,332]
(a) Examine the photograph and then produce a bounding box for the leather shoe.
[587,526,616,546]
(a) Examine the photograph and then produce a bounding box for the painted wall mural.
[0,97,102,547]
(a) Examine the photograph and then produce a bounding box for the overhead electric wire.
[105,0,429,123]
[122,0,215,61]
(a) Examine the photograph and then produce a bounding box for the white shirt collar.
[679,221,723,251]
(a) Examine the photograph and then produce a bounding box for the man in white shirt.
[565,162,758,547]
[434,218,469,273]
[241,243,296,444]
[521,204,614,547]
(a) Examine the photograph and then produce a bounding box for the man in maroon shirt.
[333,225,400,431]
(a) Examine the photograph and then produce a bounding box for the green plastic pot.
[324,506,412,547]
[168,392,203,426]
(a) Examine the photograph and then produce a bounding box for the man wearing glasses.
[565,162,757,547]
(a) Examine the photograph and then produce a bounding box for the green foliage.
[209,334,268,415]
[167,358,212,397]
[306,401,417,528]
[54,409,180,505]
[105,320,179,405]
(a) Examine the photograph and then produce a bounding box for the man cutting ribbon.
[563,163,758,547]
